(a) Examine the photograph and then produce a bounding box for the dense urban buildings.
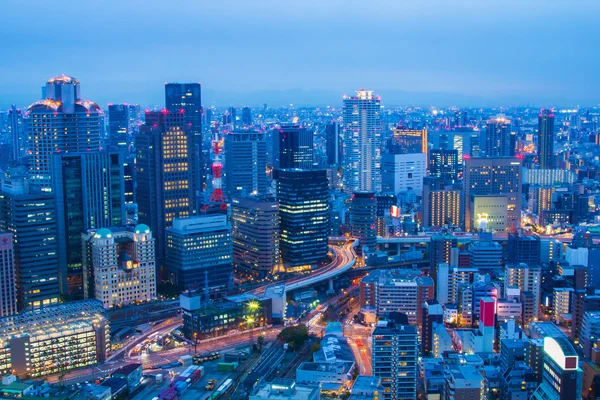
[224,130,268,197]
[274,125,314,170]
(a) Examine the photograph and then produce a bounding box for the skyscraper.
[224,130,268,197]
[0,169,60,310]
[7,105,25,165]
[165,83,203,209]
[381,152,427,195]
[538,109,555,169]
[428,148,458,182]
[386,127,428,154]
[342,89,381,192]
[136,111,196,265]
[0,232,16,317]
[371,314,418,400]
[165,215,232,295]
[422,188,461,228]
[52,151,126,296]
[277,169,329,268]
[27,75,103,191]
[505,263,541,325]
[325,121,342,166]
[108,104,133,152]
[463,157,522,231]
[273,125,314,169]
[350,192,377,254]
[231,196,280,278]
[483,116,512,157]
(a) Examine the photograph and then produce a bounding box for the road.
[343,305,373,376]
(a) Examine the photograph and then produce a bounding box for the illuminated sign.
[544,337,578,370]
[390,206,400,218]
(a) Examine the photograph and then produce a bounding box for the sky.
[1,0,599,108]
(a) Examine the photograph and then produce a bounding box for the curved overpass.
[285,238,358,292]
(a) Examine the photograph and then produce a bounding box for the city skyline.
[2,1,600,108]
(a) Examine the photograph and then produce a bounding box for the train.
[207,378,233,399]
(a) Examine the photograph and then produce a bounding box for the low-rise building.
[249,379,320,400]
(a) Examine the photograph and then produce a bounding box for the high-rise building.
[274,125,313,169]
[0,169,60,310]
[231,196,280,278]
[463,157,522,231]
[371,315,418,400]
[165,83,203,209]
[531,336,582,400]
[325,121,342,166]
[422,187,461,228]
[342,89,382,192]
[0,300,110,378]
[27,75,103,191]
[428,148,458,182]
[360,269,434,326]
[381,152,427,195]
[277,169,329,268]
[350,192,377,254]
[241,106,252,127]
[580,311,600,359]
[386,127,428,154]
[505,263,541,324]
[479,297,496,353]
[7,105,25,165]
[52,151,126,297]
[499,362,538,400]
[82,225,156,308]
[165,215,232,295]
[136,111,196,265]
[483,116,512,157]
[0,232,16,317]
[538,109,555,169]
[224,130,267,197]
[468,235,502,270]
[507,232,540,267]
[422,299,444,355]
[108,104,134,152]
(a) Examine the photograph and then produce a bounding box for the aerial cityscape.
[1,1,600,400]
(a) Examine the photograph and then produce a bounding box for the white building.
[0,232,16,317]
[472,195,508,232]
[381,152,427,195]
[83,225,156,309]
[553,288,573,324]
[432,322,453,358]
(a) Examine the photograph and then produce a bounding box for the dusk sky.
[2,0,599,107]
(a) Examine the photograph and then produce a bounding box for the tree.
[257,335,265,352]
[278,324,309,347]
[310,342,321,354]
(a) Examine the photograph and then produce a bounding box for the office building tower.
[82,225,156,308]
[463,157,522,231]
[108,104,133,151]
[350,192,377,254]
[429,234,457,287]
[524,168,575,186]
[483,116,512,157]
[0,232,16,317]
[342,89,382,192]
[122,155,136,206]
[273,125,313,169]
[27,75,103,191]
[0,169,60,309]
[224,130,267,197]
[165,83,203,209]
[507,232,540,267]
[0,300,110,378]
[231,196,280,278]
[422,187,461,228]
[580,311,600,359]
[445,365,484,400]
[538,109,555,169]
[428,148,458,182]
[372,315,418,400]
[471,194,509,232]
[166,215,232,294]
[375,193,397,236]
[7,105,25,165]
[228,106,237,127]
[381,152,426,195]
[505,263,541,325]
[136,111,196,264]
[422,299,443,355]
[325,121,342,166]
[468,235,502,270]
[277,169,329,268]
[531,336,582,400]
[52,151,126,296]
[387,127,428,154]
[360,269,434,326]
[241,106,252,126]
[571,289,600,342]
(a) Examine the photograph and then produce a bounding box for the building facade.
[0,232,16,317]
[274,125,314,170]
[225,130,268,197]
